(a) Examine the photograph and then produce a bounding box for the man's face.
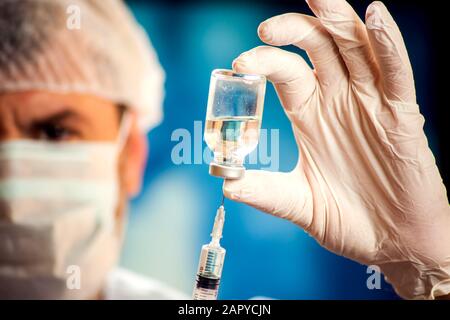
[0,91,122,142]
[0,90,147,232]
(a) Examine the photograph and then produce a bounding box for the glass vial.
[204,69,266,179]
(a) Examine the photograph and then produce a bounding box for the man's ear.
[121,114,148,197]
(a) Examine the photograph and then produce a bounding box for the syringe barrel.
[192,244,226,300]
[197,244,226,279]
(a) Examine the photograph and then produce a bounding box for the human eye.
[33,122,78,142]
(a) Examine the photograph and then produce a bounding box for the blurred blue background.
[119,0,442,299]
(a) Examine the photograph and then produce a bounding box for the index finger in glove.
[258,13,347,87]
[233,45,317,113]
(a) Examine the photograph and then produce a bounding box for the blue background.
[120,0,441,299]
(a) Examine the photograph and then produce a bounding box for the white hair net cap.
[0,0,164,131]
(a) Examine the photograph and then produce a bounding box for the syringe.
[192,205,226,300]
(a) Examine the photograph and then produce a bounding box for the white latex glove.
[223,0,450,299]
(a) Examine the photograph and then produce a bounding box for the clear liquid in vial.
[205,116,260,166]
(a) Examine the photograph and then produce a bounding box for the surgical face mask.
[0,115,131,299]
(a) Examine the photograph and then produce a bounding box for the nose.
[0,118,23,142]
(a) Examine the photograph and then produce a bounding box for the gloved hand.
[223,0,450,299]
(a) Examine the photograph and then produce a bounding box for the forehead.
[1,90,114,111]
[0,90,120,120]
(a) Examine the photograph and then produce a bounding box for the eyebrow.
[32,109,86,124]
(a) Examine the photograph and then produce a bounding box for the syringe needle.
[220,194,225,207]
